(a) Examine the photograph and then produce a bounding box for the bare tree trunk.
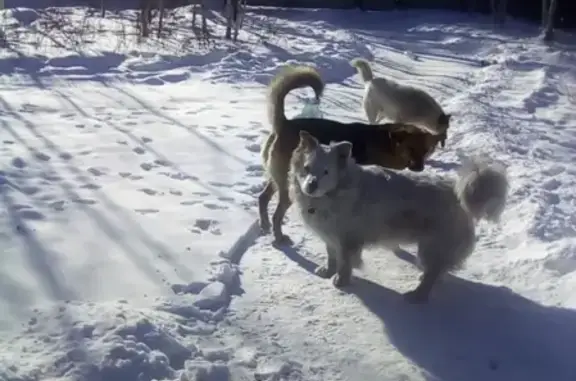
[491,0,507,24]
[224,0,243,41]
[100,0,105,17]
[496,0,507,24]
[542,0,558,41]
[192,1,198,28]
[157,0,165,38]
[201,0,208,38]
[541,0,548,27]
[225,0,233,40]
[233,0,246,42]
[139,0,150,37]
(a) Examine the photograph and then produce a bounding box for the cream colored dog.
[351,58,451,136]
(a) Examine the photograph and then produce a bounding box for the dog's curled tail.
[350,58,374,82]
[455,157,509,223]
[268,66,324,134]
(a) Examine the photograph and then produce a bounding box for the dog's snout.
[306,178,318,193]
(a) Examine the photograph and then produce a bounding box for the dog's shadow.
[283,247,576,381]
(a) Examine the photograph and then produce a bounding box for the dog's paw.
[314,265,335,279]
[403,290,429,304]
[332,273,351,288]
[272,234,293,247]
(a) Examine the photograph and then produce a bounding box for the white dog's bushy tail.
[455,157,509,222]
[350,58,374,82]
[268,66,324,134]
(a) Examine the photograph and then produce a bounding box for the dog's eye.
[303,165,311,173]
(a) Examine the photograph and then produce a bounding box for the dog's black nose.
[307,178,318,193]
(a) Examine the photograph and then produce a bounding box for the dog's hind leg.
[315,244,338,279]
[404,244,447,303]
[272,185,292,245]
[258,180,275,233]
[363,96,379,124]
[403,267,442,304]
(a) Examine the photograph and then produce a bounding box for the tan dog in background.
[351,58,451,141]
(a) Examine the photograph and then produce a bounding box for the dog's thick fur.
[289,131,509,303]
[260,66,446,244]
[351,58,451,137]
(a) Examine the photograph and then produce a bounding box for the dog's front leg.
[332,242,360,287]
[315,244,338,279]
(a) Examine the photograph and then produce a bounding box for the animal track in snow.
[159,172,194,181]
[20,186,41,196]
[87,167,106,176]
[208,181,231,188]
[237,133,259,141]
[181,200,201,206]
[133,147,146,155]
[50,201,66,211]
[135,208,159,215]
[541,164,565,177]
[154,159,171,167]
[245,143,260,153]
[34,152,51,161]
[140,163,154,171]
[80,183,101,190]
[139,188,158,196]
[192,218,221,236]
[12,157,26,168]
[72,198,97,205]
[203,202,228,211]
[17,209,45,221]
[118,172,143,181]
[543,244,576,276]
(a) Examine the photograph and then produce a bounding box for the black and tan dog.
[259,66,446,244]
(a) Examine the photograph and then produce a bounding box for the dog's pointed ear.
[438,113,452,125]
[299,130,318,150]
[334,141,352,167]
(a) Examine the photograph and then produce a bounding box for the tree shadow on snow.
[346,250,576,381]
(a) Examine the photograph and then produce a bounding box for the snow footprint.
[191,219,221,236]
[133,147,147,155]
[203,202,228,211]
[543,243,576,276]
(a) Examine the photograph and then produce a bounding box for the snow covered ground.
[0,4,575,381]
